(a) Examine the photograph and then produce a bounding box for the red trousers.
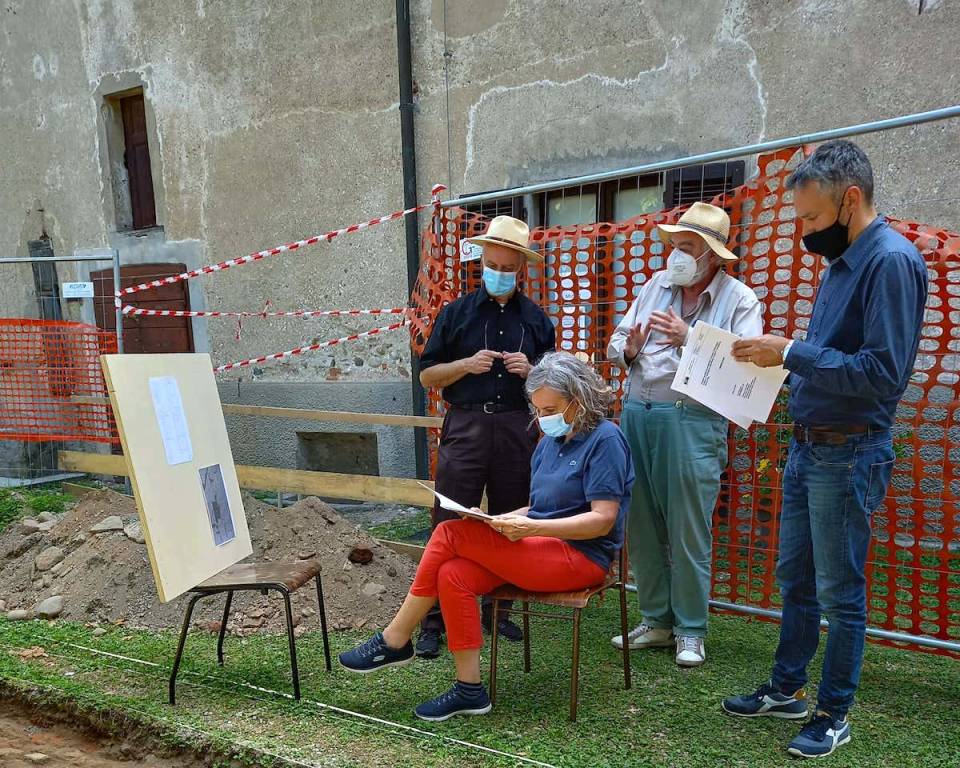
[409,519,606,651]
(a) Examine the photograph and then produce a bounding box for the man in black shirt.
[416,215,556,657]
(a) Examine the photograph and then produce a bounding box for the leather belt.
[453,402,528,414]
[793,423,870,445]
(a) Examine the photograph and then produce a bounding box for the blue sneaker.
[787,712,851,758]
[414,682,492,722]
[338,632,414,674]
[722,680,808,719]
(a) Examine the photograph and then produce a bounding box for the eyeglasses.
[484,320,525,353]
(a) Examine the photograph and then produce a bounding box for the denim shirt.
[785,217,928,428]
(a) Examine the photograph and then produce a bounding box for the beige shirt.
[606,268,764,404]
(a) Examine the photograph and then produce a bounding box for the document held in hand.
[671,322,789,430]
[417,482,495,521]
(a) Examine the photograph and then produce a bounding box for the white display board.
[102,353,252,602]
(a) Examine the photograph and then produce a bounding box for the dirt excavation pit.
[0,490,418,634]
[0,700,201,768]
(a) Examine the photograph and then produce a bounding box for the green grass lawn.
[1,601,958,767]
[366,508,433,543]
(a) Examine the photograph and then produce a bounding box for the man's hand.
[732,335,789,368]
[487,514,538,542]
[462,349,501,375]
[623,322,649,361]
[502,351,531,378]
[647,307,688,347]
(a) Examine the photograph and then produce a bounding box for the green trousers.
[621,399,728,638]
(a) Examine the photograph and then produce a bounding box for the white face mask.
[666,248,711,287]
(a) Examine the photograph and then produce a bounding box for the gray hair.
[786,139,874,204]
[525,352,613,433]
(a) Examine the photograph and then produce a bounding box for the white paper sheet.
[417,482,495,521]
[671,322,789,429]
[148,376,194,465]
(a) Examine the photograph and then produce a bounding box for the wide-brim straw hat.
[657,201,738,261]
[465,215,542,262]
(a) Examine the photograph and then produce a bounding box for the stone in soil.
[6,609,30,621]
[36,512,58,524]
[1,533,41,561]
[36,595,64,619]
[348,546,374,565]
[90,516,124,533]
[0,600,5,612]
[123,521,145,544]
[23,753,50,764]
[34,546,64,572]
[361,582,386,598]
[92,627,107,637]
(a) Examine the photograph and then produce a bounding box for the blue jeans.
[771,432,895,719]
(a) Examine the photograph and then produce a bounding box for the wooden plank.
[68,398,444,428]
[62,481,98,498]
[102,353,252,603]
[59,450,436,507]
[61,481,133,500]
[375,539,426,563]
[221,404,443,428]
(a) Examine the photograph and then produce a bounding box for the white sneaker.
[611,622,673,650]
[675,635,705,667]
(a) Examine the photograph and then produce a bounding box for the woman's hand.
[487,514,538,542]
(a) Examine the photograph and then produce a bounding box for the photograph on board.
[199,464,236,546]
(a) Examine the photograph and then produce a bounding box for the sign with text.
[62,281,95,299]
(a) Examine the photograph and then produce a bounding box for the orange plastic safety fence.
[409,146,960,657]
[0,319,118,444]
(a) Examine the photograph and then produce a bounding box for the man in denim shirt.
[723,141,927,759]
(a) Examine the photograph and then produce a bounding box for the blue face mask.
[538,412,572,438]
[482,266,517,297]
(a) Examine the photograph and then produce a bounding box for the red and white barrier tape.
[115,184,447,306]
[214,319,409,375]
[121,305,409,319]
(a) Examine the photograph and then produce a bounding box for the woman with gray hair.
[339,351,634,722]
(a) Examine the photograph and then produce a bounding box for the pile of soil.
[0,490,417,634]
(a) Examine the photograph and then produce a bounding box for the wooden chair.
[169,559,331,705]
[488,548,631,721]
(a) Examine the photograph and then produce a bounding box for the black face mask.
[801,188,853,263]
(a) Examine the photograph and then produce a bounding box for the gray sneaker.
[675,635,705,667]
[611,622,673,650]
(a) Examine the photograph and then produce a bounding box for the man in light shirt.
[607,201,763,667]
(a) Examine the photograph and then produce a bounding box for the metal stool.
[169,559,331,705]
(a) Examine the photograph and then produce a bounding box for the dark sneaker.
[787,712,851,758]
[481,607,523,642]
[415,628,442,659]
[414,683,492,722]
[722,680,808,719]
[338,632,414,674]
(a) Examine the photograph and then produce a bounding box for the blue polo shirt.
[527,419,634,571]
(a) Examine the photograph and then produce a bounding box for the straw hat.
[657,202,738,261]
[465,215,542,262]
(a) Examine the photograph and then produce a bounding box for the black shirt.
[420,285,556,408]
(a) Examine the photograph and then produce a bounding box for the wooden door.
[120,93,157,230]
[92,264,194,354]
